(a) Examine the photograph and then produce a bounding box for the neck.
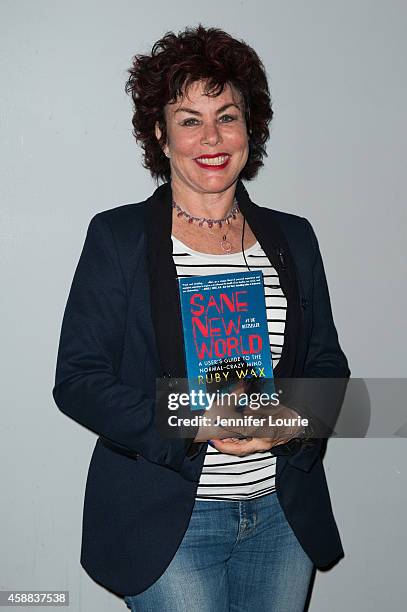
[170,178,237,220]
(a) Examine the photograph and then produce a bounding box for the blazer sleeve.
[52,213,194,473]
[302,218,350,380]
[281,219,351,471]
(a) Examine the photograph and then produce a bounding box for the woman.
[53,25,350,611]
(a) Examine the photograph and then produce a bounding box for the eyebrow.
[174,103,241,116]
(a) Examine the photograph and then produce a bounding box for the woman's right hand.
[193,420,253,443]
[192,380,265,442]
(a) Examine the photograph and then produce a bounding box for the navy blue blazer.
[53,180,350,597]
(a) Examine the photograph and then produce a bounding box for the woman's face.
[156,80,249,197]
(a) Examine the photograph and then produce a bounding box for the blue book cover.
[178,270,274,409]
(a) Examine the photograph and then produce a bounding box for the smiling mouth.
[194,154,231,168]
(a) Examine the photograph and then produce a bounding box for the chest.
[171,213,257,255]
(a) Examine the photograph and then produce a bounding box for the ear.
[155,121,170,158]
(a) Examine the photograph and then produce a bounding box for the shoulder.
[83,196,152,248]
[254,201,318,261]
[92,199,148,232]
[78,198,153,284]
[268,207,308,232]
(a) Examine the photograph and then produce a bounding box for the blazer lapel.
[145,180,302,380]
[234,181,302,377]
[145,182,187,378]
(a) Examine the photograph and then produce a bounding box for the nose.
[201,121,222,146]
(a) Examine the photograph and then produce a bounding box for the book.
[178,270,275,410]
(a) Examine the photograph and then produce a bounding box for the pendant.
[220,238,232,252]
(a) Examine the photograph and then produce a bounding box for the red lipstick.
[194,153,231,170]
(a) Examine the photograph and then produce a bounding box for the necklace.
[172,198,239,253]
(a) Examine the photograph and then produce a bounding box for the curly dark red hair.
[125,24,273,182]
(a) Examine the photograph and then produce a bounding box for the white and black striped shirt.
[172,235,287,501]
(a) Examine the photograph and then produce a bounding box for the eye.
[180,118,200,127]
[219,114,237,123]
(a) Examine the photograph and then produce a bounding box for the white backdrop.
[1,1,406,610]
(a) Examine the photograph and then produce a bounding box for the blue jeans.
[124,492,314,611]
